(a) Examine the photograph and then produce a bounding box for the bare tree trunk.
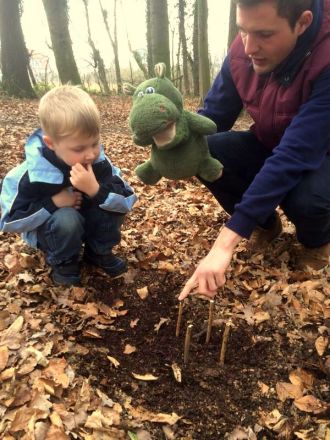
[189,0,199,97]
[146,0,153,77]
[42,0,81,85]
[125,31,148,80]
[0,0,36,97]
[227,0,238,50]
[99,0,122,93]
[149,0,171,77]
[197,0,210,105]
[82,0,110,94]
[178,0,190,95]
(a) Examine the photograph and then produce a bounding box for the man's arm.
[226,68,330,239]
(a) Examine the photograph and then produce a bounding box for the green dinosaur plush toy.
[125,63,223,185]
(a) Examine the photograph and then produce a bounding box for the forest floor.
[0,95,329,440]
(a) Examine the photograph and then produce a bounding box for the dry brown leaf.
[0,316,24,349]
[289,368,314,388]
[157,261,175,272]
[315,336,328,356]
[132,373,158,381]
[130,318,140,328]
[257,381,269,395]
[136,286,149,300]
[154,317,169,333]
[0,346,9,371]
[107,356,120,368]
[9,407,48,433]
[294,395,329,414]
[276,382,304,402]
[44,425,69,440]
[123,344,137,354]
[0,367,15,381]
[128,406,181,425]
[171,363,182,383]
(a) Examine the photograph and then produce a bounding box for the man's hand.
[52,188,82,209]
[178,226,243,300]
[70,163,100,197]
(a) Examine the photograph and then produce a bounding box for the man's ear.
[43,135,55,150]
[296,10,313,36]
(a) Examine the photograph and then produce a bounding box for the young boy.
[0,85,137,285]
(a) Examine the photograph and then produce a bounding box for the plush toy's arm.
[185,111,217,135]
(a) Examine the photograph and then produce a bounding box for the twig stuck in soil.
[175,300,184,337]
[219,320,232,365]
[205,300,215,344]
[184,324,193,364]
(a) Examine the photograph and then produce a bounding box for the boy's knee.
[51,207,84,234]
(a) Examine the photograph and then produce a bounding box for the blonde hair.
[38,85,100,140]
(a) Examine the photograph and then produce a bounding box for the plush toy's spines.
[154,63,166,79]
[123,82,136,96]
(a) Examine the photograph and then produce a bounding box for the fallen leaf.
[315,336,328,356]
[294,395,329,414]
[289,368,314,388]
[171,363,182,383]
[107,356,120,368]
[136,287,149,300]
[124,344,136,355]
[132,373,158,381]
[130,318,140,328]
[276,382,304,402]
[0,346,9,371]
[154,317,169,333]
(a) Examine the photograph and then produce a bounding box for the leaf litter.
[0,96,329,439]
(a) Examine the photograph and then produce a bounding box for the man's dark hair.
[233,0,314,28]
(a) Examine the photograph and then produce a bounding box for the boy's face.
[43,133,101,167]
[237,2,313,75]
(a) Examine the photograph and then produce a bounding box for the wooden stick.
[175,301,184,337]
[219,321,231,365]
[184,324,193,364]
[205,300,215,344]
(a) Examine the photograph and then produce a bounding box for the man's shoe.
[84,250,127,276]
[295,243,330,271]
[247,212,283,254]
[51,260,81,286]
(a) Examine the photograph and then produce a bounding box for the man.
[179,0,330,300]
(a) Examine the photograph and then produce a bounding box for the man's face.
[237,1,312,74]
[43,132,101,167]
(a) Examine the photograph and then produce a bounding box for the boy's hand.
[52,188,82,209]
[70,163,100,197]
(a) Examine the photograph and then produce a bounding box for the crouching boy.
[0,85,137,285]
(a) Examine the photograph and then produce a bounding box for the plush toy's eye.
[145,86,155,94]
[137,91,144,97]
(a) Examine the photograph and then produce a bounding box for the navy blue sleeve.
[226,68,330,238]
[198,56,243,131]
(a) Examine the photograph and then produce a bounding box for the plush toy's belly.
[150,137,206,179]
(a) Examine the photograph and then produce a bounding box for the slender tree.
[146,0,153,77]
[99,0,122,93]
[0,0,36,97]
[148,0,171,77]
[42,0,81,85]
[227,0,238,50]
[82,0,110,94]
[178,0,190,95]
[189,0,199,96]
[197,0,210,104]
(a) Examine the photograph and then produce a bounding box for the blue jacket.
[200,0,330,238]
[0,129,137,247]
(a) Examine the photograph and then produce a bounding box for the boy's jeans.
[201,130,330,248]
[37,205,125,266]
